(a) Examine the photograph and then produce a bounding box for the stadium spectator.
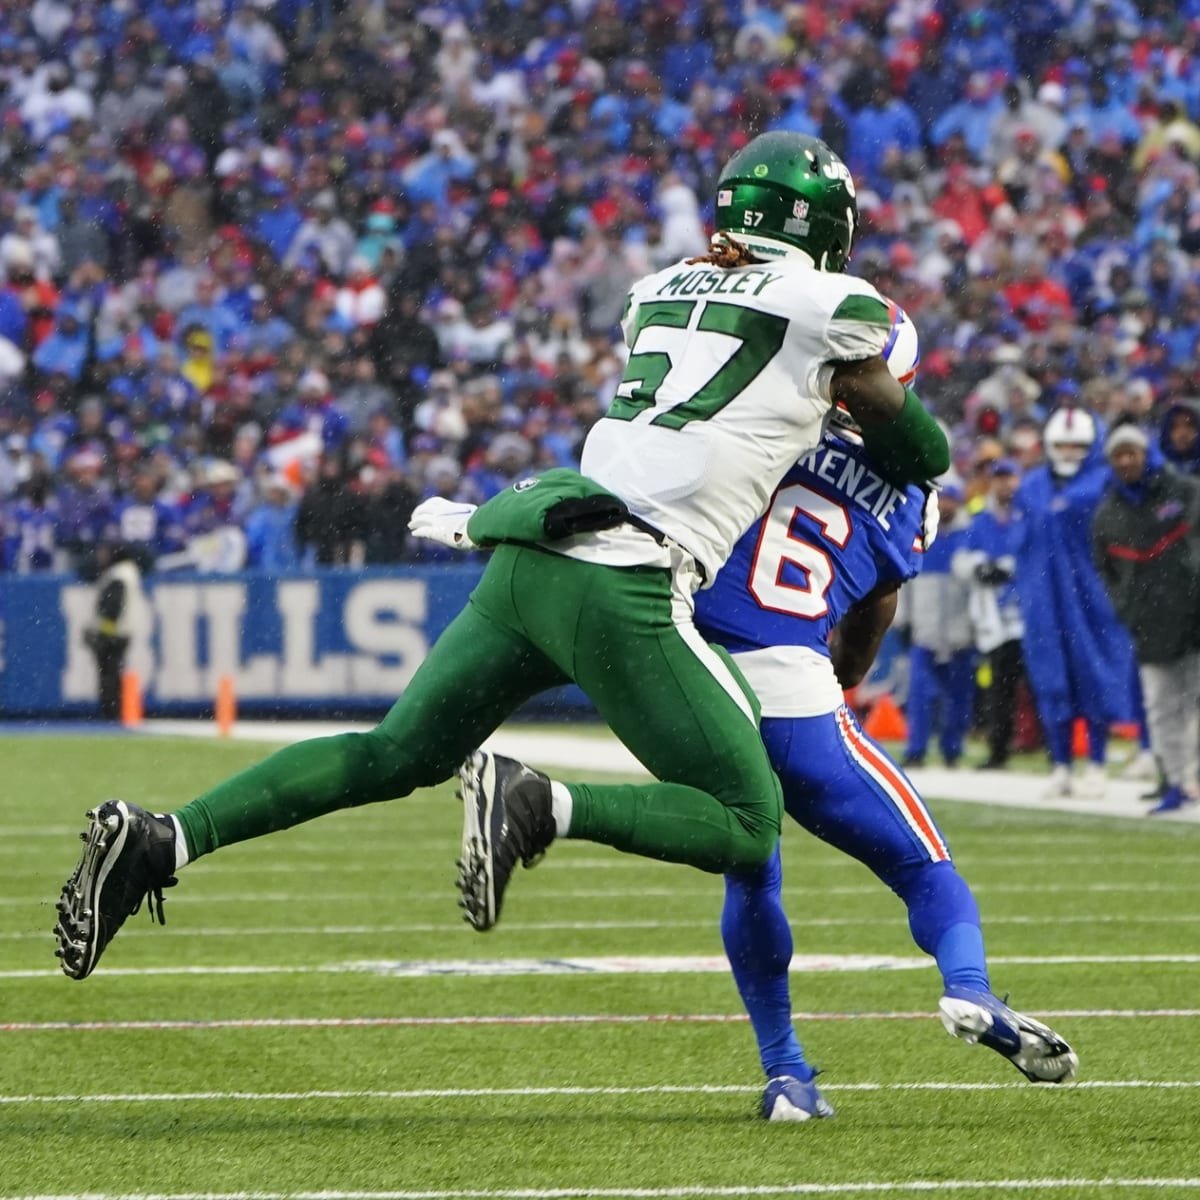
[953,459,1028,769]
[0,433,28,500]
[338,359,395,435]
[180,459,249,573]
[334,257,386,329]
[244,473,300,572]
[295,450,366,567]
[112,462,185,567]
[3,472,60,572]
[1159,399,1200,475]
[1012,408,1138,798]
[283,191,356,277]
[56,448,113,572]
[897,480,975,768]
[1093,423,1200,814]
[363,463,419,565]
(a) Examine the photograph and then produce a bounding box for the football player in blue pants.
[693,426,1078,1122]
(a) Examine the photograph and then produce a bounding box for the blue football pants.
[721,705,989,1081]
[904,646,976,763]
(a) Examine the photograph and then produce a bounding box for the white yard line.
[1,1080,1198,1107]
[4,951,1200,983]
[6,912,1200,940]
[8,1179,1200,1199]
[5,854,1194,874]
[8,880,1199,908]
[3,1006,1198,1034]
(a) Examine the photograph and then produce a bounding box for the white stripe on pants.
[1139,653,1200,794]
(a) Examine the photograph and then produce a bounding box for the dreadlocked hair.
[686,232,761,268]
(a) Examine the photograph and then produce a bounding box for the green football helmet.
[714,132,858,271]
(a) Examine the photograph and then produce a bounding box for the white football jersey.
[578,256,894,581]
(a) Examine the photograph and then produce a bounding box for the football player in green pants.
[55,132,949,980]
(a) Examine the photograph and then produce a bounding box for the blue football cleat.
[761,1075,835,1122]
[939,986,1077,1083]
[1148,786,1194,816]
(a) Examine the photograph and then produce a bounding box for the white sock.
[550,780,573,838]
[167,815,190,871]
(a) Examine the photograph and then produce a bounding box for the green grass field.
[3,732,1199,1199]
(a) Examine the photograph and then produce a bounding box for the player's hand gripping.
[408,497,479,550]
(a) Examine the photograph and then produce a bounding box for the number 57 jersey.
[694,432,930,718]
[580,256,895,582]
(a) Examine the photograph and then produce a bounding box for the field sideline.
[2,727,1198,1198]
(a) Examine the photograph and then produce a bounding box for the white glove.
[408,497,479,550]
[920,487,940,551]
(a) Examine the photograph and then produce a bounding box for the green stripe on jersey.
[830,294,892,325]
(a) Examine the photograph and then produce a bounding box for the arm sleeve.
[857,386,950,485]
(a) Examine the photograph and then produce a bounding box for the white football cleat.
[1074,762,1108,799]
[939,987,1078,1083]
[1041,765,1072,799]
[1120,749,1158,782]
[761,1075,835,1122]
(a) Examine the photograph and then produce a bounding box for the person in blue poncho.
[1010,406,1138,798]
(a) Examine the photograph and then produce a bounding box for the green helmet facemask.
[714,132,858,271]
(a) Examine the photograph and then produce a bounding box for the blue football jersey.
[694,433,928,657]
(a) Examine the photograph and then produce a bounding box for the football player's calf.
[939,986,1078,1083]
[55,800,177,980]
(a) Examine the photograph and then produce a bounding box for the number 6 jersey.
[578,255,896,582]
[694,432,928,718]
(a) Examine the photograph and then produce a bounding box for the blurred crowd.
[3,0,1200,576]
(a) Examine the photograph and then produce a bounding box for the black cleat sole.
[54,804,126,980]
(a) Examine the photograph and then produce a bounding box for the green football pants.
[176,544,783,873]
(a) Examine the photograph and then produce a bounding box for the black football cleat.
[54,800,177,980]
[456,751,555,932]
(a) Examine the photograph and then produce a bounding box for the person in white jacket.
[897,480,975,767]
[952,459,1027,769]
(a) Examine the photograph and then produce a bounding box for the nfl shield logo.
[717,189,733,207]
[793,199,809,218]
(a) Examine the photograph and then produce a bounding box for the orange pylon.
[120,670,143,728]
[215,674,236,737]
[1071,717,1089,758]
[863,693,908,742]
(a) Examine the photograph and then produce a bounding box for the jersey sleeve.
[822,281,893,363]
[619,273,656,349]
[619,291,637,349]
[864,481,928,585]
